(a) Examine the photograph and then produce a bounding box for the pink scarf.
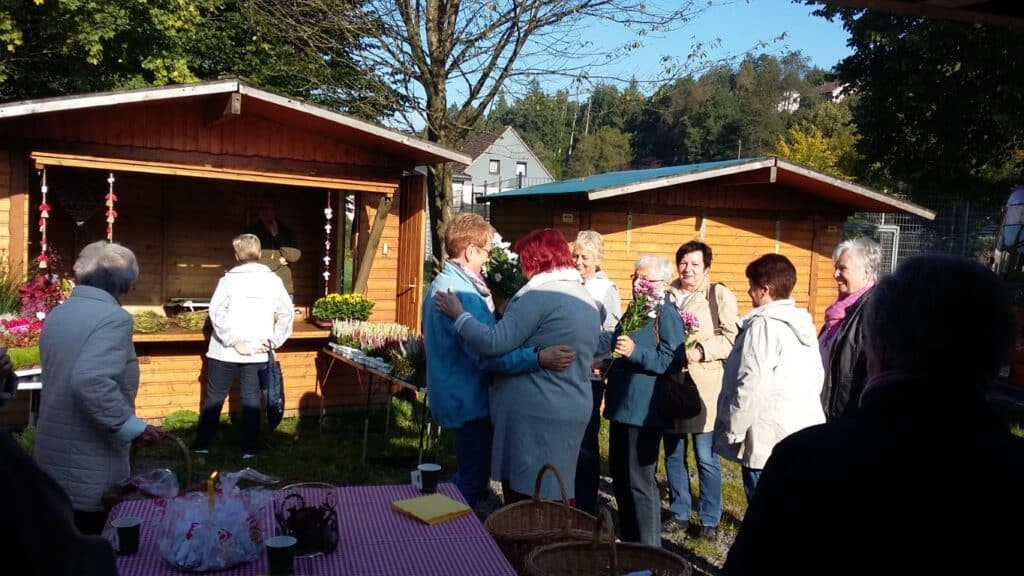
[819,282,874,365]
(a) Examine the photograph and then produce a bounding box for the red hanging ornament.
[104,172,117,241]
[37,168,49,268]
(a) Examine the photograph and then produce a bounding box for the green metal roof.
[477,157,768,201]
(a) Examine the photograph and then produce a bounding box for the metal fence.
[844,192,1002,274]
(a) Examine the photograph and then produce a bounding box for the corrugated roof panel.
[478,157,765,201]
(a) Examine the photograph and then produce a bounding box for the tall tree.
[809,3,1024,201]
[566,126,632,177]
[251,0,708,271]
[0,0,395,118]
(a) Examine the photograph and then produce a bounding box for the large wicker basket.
[524,508,692,576]
[484,463,608,574]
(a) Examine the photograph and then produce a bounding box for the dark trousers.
[74,510,108,536]
[193,358,263,455]
[574,380,604,514]
[452,418,493,507]
[609,421,663,545]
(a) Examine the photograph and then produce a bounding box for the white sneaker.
[193,449,209,455]
[242,453,256,460]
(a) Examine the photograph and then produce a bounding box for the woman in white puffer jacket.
[192,233,293,458]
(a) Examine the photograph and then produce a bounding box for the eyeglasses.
[632,274,666,283]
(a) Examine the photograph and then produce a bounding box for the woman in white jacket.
[193,234,293,458]
[714,254,824,504]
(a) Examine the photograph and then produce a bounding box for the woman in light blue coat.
[35,241,164,535]
[436,229,600,503]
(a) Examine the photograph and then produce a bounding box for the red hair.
[514,229,574,278]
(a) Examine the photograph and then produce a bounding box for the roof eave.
[586,158,776,200]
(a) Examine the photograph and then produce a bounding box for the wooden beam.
[808,215,820,323]
[14,141,406,183]
[713,166,777,187]
[8,150,28,278]
[204,92,241,127]
[31,151,399,193]
[352,195,393,294]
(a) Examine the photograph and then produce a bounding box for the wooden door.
[396,174,426,331]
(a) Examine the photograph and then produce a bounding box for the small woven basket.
[102,433,194,511]
[524,508,692,576]
[484,463,607,574]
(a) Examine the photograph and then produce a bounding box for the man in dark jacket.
[0,349,118,576]
[724,255,1024,574]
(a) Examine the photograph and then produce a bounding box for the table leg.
[417,389,430,465]
[28,389,37,427]
[318,356,338,430]
[362,373,374,464]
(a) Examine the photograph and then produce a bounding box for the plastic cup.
[111,516,141,555]
[266,535,298,576]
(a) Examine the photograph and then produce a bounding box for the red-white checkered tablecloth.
[107,483,516,576]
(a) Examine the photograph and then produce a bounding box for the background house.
[451,126,553,218]
[480,157,934,323]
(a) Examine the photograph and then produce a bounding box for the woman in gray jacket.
[35,241,163,535]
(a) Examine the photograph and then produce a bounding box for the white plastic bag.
[156,469,279,572]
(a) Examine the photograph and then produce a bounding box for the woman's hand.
[539,345,576,371]
[685,345,703,365]
[614,335,635,358]
[434,288,465,319]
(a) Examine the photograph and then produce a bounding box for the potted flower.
[311,293,375,328]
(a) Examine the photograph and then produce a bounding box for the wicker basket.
[524,508,692,576]
[102,433,194,510]
[484,463,608,574]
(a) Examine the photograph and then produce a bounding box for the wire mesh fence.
[845,192,1002,275]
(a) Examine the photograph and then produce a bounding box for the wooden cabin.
[481,157,935,322]
[0,79,469,426]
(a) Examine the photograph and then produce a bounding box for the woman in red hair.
[435,229,601,503]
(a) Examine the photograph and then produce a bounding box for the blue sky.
[570,0,853,91]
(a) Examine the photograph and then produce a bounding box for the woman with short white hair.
[193,233,294,458]
[820,236,882,420]
[35,241,164,535]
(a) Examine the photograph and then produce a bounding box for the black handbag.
[651,305,703,420]
[656,369,703,420]
[258,349,285,430]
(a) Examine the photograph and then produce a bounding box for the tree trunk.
[427,162,453,277]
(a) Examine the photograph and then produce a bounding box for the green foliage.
[13,424,34,454]
[312,293,374,321]
[0,252,20,316]
[810,4,1024,201]
[8,345,39,369]
[162,410,199,431]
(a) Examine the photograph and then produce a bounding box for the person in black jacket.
[0,349,118,576]
[723,255,1024,575]
[819,236,881,420]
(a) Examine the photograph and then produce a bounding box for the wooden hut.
[0,78,469,425]
[480,157,935,321]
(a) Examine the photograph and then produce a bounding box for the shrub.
[312,293,374,321]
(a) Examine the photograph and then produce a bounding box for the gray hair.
[233,233,262,262]
[73,241,139,297]
[834,236,883,281]
[865,255,1015,386]
[634,254,674,282]
[573,230,605,261]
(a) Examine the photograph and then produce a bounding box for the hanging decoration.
[37,168,50,269]
[104,172,117,241]
[322,190,333,296]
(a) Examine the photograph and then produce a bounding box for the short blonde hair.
[444,213,493,258]
[233,233,262,262]
[573,230,604,261]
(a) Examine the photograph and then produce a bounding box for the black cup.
[417,463,441,494]
[111,516,141,556]
[266,535,297,576]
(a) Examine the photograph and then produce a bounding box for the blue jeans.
[193,358,263,454]
[574,380,604,515]
[663,431,722,527]
[742,466,763,504]
[452,418,493,507]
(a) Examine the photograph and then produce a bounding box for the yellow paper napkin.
[392,493,471,525]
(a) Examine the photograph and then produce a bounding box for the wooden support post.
[204,93,241,127]
[352,194,393,294]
